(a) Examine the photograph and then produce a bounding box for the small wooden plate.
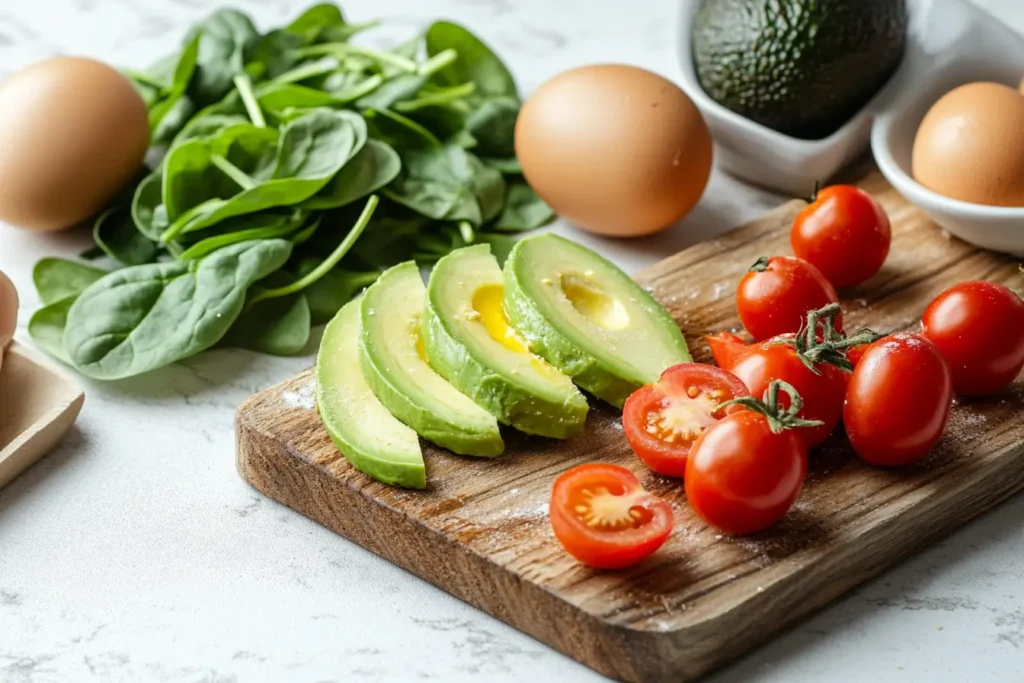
[0,341,84,489]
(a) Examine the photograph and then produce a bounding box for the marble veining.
[1,1,1023,681]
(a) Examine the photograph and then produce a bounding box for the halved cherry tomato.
[736,256,841,341]
[685,381,810,535]
[791,185,891,289]
[623,363,750,477]
[550,464,673,569]
[844,334,954,466]
[920,281,1024,396]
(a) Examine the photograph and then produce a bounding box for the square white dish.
[677,0,1024,200]
[0,342,84,489]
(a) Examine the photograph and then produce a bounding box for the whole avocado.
[692,0,908,139]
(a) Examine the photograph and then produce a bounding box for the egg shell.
[515,64,713,237]
[0,57,149,231]
[0,269,18,352]
[1019,75,1024,95]
[912,82,1024,207]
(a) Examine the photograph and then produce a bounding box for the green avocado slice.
[423,244,588,439]
[503,234,690,407]
[315,299,426,489]
[360,261,504,457]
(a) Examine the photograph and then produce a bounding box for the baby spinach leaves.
[64,239,293,380]
[32,5,551,379]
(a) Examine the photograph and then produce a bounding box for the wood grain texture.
[236,171,1024,683]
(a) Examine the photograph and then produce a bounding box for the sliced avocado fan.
[316,299,426,489]
[423,244,588,439]
[503,234,690,407]
[360,261,504,457]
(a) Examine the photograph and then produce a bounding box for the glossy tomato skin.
[725,341,848,448]
[685,411,807,535]
[550,464,673,570]
[921,281,1024,396]
[844,334,954,466]
[736,256,841,342]
[706,331,749,369]
[623,363,749,477]
[791,185,891,289]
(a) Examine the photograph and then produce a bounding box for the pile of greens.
[29,3,553,381]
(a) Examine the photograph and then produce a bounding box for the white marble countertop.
[1,1,1023,681]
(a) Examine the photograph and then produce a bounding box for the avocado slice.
[360,261,504,457]
[503,234,690,407]
[423,245,588,439]
[316,299,426,489]
[691,0,908,138]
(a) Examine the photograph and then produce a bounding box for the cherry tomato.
[844,334,954,466]
[736,256,841,342]
[846,343,869,368]
[791,185,891,289]
[920,281,1024,396]
[717,337,848,449]
[706,331,749,369]
[685,382,809,535]
[550,464,673,569]
[623,363,750,477]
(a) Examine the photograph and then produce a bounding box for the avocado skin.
[422,258,589,440]
[692,0,908,139]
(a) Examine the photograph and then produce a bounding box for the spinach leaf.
[94,203,159,266]
[131,171,167,241]
[186,9,261,107]
[302,139,400,210]
[222,272,310,356]
[33,258,107,305]
[172,114,249,149]
[466,96,519,158]
[424,22,518,99]
[29,298,76,364]
[286,4,345,42]
[492,181,554,232]
[388,144,504,225]
[482,156,522,174]
[64,239,293,380]
[148,33,200,144]
[364,108,440,149]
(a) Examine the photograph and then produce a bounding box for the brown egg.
[0,57,149,231]
[1019,75,1024,95]
[515,64,713,237]
[0,269,17,356]
[912,82,1024,207]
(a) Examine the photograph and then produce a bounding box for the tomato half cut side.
[550,464,673,570]
[623,363,750,477]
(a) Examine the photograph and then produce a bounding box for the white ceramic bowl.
[678,0,1024,255]
[871,1,1024,256]
[676,0,908,196]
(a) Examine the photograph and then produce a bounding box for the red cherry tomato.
[920,281,1024,396]
[720,339,848,449]
[736,256,841,342]
[791,185,891,289]
[549,464,673,569]
[685,383,809,535]
[623,363,750,477]
[706,331,749,369]
[846,343,869,368]
[844,334,954,466]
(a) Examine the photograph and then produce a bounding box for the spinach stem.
[248,195,380,304]
[418,49,458,77]
[271,57,340,86]
[458,221,475,244]
[234,74,267,128]
[394,82,477,112]
[210,154,257,191]
[335,74,385,104]
[293,44,418,73]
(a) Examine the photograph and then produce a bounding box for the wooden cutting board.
[236,170,1024,683]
